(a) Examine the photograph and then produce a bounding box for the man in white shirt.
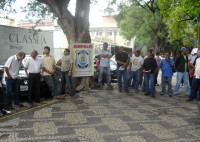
[3,52,25,110]
[128,50,144,93]
[25,50,42,104]
[187,50,200,101]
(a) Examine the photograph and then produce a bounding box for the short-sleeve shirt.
[99,50,111,67]
[42,55,56,76]
[195,58,200,79]
[160,57,175,78]
[116,52,129,66]
[25,57,42,73]
[130,56,144,71]
[61,55,73,71]
[4,55,21,79]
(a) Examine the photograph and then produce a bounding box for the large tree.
[115,0,166,52]
[0,0,92,90]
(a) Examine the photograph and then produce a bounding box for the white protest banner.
[72,43,94,77]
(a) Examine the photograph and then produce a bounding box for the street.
[0,78,200,142]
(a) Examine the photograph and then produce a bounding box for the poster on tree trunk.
[72,43,94,77]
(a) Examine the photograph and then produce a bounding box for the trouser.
[28,73,40,103]
[161,76,172,95]
[43,74,61,96]
[144,72,155,95]
[61,71,75,95]
[117,66,128,91]
[189,78,200,100]
[98,66,111,85]
[174,72,190,95]
[4,77,19,109]
[128,69,140,91]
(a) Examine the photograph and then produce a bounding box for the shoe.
[54,96,65,99]
[186,98,193,101]
[107,84,113,88]
[151,94,155,98]
[144,93,150,96]
[160,93,164,96]
[1,109,12,115]
[119,89,122,92]
[106,85,114,90]
[169,95,172,97]
[134,90,139,94]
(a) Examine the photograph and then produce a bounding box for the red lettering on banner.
[74,45,92,48]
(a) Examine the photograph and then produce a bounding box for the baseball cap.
[181,47,188,51]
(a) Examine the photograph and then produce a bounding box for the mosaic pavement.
[0,83,200,142]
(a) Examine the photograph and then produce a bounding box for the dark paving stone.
[16,121,34,128]
[127,122,145,131]
[95,125,112,133]
[52,112,65,118]
[86,117,102,124]
[108,109,124,115]
[103,135,121,142]
[81,110,95,116]
[17,130,35,138]
[117,116,134,122]
[58,127,76,135]
[77,105,90,110]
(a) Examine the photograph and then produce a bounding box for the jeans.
[144,72,155,95]
[61,71,75,95]
[44,74,61,96]
[128,69,140,91]
[4,77,20,109]
[117,66,128,91]
[174,72,190,95]
[189,78,200,100]
[98,66,111,85]
[161,76,172,95]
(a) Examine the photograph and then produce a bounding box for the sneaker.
[169,95,172,97]
[151,94,155,98]
[119,89,122,92]
[160,93,164,96]
[1,109,12,115]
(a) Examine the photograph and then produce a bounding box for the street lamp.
[197,13,200,48]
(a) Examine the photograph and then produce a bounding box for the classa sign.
[0,25,53,64]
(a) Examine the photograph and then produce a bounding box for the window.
[106,32,112,36]
[96,32,102,36]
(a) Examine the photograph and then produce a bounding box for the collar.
[14,55,18,61]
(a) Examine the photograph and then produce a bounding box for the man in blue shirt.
[98,42,113,89]
[160,52,175,97]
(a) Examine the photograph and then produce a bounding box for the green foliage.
[115,1,165,49]
[159,0,200,46]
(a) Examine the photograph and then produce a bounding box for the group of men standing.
[1,46,75,115]
[98,42,200,102]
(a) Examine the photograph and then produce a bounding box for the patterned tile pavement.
[0,74,200,142]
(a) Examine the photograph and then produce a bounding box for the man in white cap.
[174,47,190,96]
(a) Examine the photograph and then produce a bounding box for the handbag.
[166,59,176,73]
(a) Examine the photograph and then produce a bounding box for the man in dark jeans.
[115,46,129,93]
[143,49,158,97]
[174,47,190,96]
[4,52,25,110]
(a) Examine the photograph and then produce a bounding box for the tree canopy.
[115,0,166,52]
[159,0,200,46]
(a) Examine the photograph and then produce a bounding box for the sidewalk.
[0,82,200,142]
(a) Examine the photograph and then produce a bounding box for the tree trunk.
[37,0,92,91]
[153,35,159,52]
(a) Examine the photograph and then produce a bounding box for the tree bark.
[36,0,92,91]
